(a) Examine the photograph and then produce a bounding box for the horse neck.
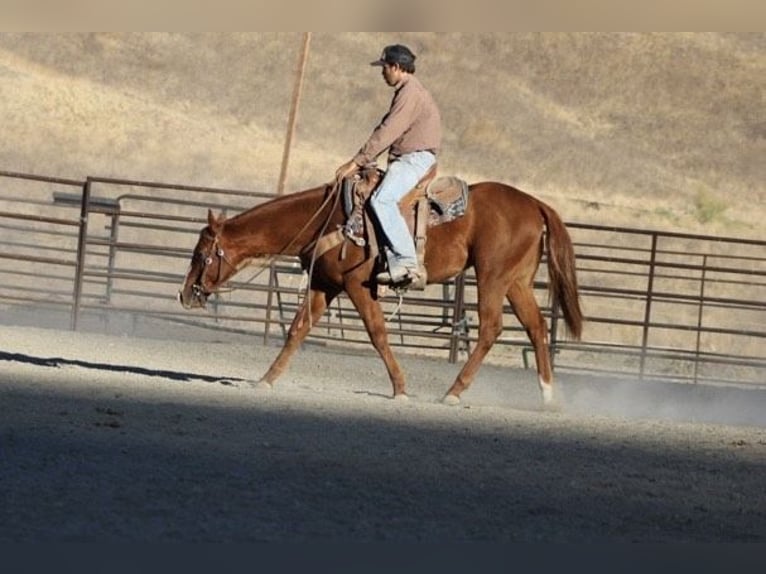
[226,186,337,258]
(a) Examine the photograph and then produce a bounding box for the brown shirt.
[352,74,441,166]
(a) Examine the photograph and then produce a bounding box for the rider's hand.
[334,160,358,183]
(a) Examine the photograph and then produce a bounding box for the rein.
[209,181,406,326]
[195,179,410,328]
[202,182,342,299]
[301,181,343,329]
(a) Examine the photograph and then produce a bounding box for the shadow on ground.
[1,369,764,542]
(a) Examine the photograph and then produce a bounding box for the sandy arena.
[1,323,764,542]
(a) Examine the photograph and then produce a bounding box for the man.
[335,44,442,286]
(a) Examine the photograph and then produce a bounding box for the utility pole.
[276,32,311,195]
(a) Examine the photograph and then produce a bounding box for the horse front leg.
[255,287,337,389]
[345,282,408,400]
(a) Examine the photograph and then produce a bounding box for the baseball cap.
[370,44,416,67]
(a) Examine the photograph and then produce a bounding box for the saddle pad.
[426,176,469,220]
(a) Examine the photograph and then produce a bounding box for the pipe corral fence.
[1,169,764,388]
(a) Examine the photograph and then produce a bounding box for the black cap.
[370,44,416,67]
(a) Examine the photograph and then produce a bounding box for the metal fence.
[1,169,764,388]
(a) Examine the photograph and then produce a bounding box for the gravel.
[1,323,764,542]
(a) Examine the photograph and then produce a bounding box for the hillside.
[0,32,763,238]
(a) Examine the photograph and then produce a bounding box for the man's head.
[370,44,416,74]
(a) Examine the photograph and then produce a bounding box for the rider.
[335,44,442,286]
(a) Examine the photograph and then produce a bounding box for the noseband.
[194,234,236,296]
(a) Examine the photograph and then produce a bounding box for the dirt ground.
[1,323,764,542]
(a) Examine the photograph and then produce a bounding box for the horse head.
[178,209,239,309]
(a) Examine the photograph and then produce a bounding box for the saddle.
[310,165,469,291]
[345,165,469,290]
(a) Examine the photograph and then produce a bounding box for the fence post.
[70,178,92,331]
[549,297,560,369]
[105,210,121,304]
[639,233,659,379]
[449,273,466,363]
[694,254,708,384]
[263,261,278,345]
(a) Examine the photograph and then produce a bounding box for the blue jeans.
[370,150,436,270]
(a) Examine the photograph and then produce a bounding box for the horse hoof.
[251,380,273,392]
[393,393,409,402]
[442,394,460,406]
[539,381,554,404]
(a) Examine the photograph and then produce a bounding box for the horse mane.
[228,184,334,227]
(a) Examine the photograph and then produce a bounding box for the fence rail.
[1,169,764,388]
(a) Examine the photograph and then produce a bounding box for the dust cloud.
[558,374,766,428]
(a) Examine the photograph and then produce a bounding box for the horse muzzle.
[178,283,208,309]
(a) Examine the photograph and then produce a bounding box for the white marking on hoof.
[442,394,461,406]
[393,393,410,402]
[252,380,273,392]
[539,379,554,405]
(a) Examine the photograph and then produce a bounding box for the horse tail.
[536,200,583,340]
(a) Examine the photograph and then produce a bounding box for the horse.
[179,178,583,406]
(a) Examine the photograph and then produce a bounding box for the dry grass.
[0,32,763,238]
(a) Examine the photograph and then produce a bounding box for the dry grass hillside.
[0,32,763,238]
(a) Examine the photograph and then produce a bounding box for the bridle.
[192,233,238,299]
[191,181,344,301]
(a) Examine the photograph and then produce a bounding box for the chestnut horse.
[179,180,582,406]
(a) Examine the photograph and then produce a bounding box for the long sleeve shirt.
[352,74,442,166]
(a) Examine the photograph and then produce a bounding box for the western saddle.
[309,165,469,291]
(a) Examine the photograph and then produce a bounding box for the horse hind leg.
[256,287,337,389]
[507,281,555,407]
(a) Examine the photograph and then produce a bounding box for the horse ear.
[207,209,225,233]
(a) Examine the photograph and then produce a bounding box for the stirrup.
[375,267,412,286]
[376,266,427,290]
